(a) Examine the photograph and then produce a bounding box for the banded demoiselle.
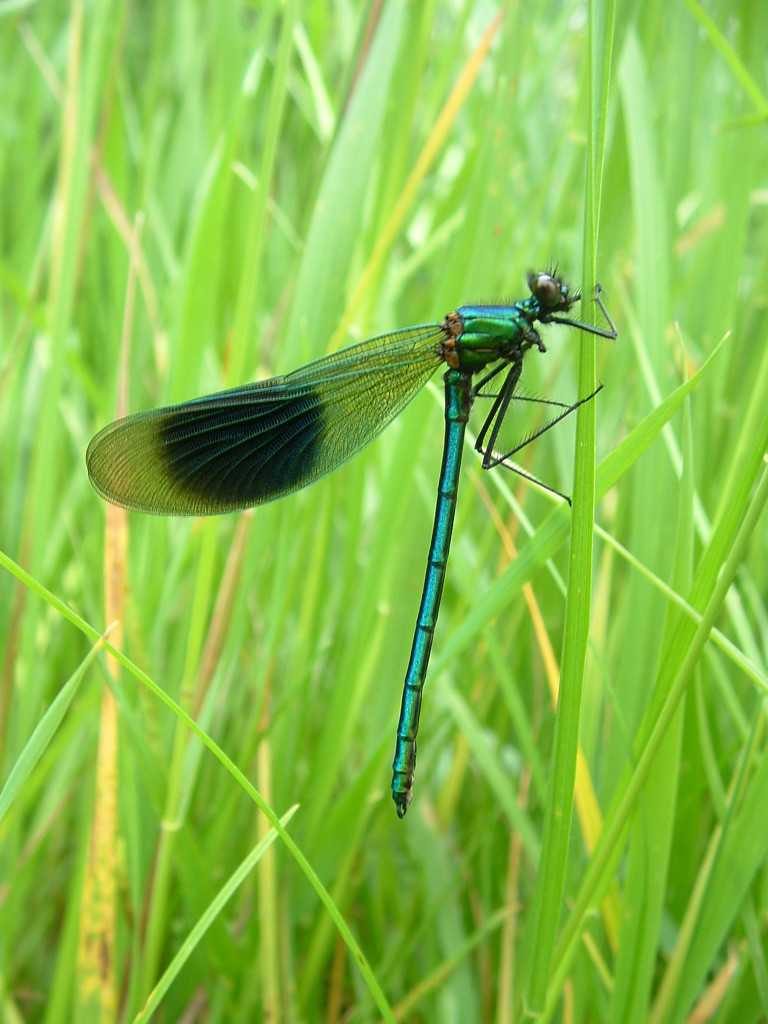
[87,271,616,817]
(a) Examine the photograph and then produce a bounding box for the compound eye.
[530,273,562,308]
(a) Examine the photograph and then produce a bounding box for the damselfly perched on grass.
[87,271,616,816]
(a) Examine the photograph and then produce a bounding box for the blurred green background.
[2,1,768,1021]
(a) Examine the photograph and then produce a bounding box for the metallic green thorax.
[444,303,545,373]
[86,271,616,817]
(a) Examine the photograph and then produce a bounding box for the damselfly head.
[527,271,577,315]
